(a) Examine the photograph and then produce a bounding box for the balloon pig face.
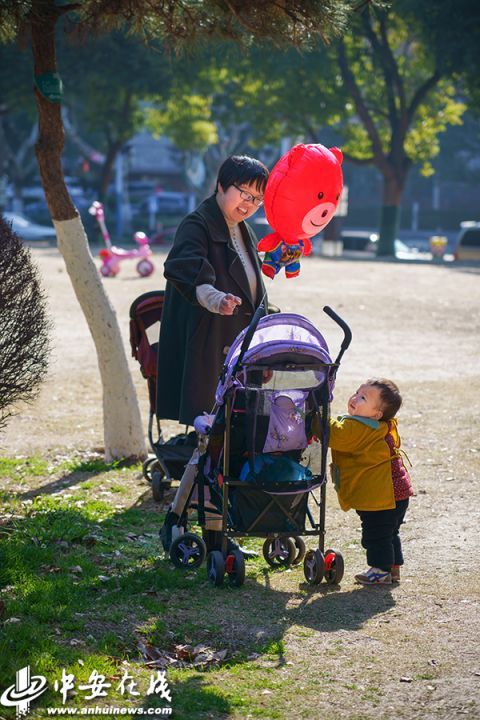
[264,143,344,243]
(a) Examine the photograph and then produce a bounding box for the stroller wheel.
[303,549,325,585]
[142,457,160,482]
[207,551,225,586]
[226,549,246,587]
[324,548,345,585]
[143,459,170,502]
[291,536,306,566]
[262,537,296,568]
[151,471,169,502]
[169,532,206,569]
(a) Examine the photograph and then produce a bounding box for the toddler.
[317,378,413,585]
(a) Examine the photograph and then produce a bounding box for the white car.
[341,230,420,259]
[367,236,417,258]
[3,211,57,241]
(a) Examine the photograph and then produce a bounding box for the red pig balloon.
[258,143,343,278]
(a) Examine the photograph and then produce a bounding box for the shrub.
[0,215,51,430]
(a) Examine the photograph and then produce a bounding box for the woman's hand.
[219,293,242,315]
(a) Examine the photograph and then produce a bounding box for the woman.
[157,155,269,425]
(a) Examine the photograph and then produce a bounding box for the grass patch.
[0,454,280,717]
[63,457,141,473]
[1,451,470,720]
[262,639,286,658]
[0,455,49,477]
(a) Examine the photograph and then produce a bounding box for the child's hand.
[219,294,242,315]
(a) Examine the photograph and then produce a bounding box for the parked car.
[3,211,57,241]
[20,177,89,202]
[128,180,157,198]
[366,236,415,258]
[341,229,378,251]
[340,230,415,257]
[453,221,480,261]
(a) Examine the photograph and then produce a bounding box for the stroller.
[129,291,197,501]
[164,303,352,587]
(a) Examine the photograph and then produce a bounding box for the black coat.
[157,195,267,425]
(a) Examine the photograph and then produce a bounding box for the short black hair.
[215,155,269,195]
[366,378,403,421]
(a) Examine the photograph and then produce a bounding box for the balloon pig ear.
[329,147,343,165]
[287,144,307,167]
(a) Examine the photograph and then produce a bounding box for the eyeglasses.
[233,184,264,207]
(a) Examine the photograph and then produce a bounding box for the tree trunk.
[30,2,146,460]
[99,140,122,202]
[54,217,147,460]
[377,173,403,257]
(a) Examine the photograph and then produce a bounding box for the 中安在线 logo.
[0,665,48,718]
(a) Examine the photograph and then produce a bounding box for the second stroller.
[129,290,197,501]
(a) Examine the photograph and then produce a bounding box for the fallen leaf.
[212,650,228,662]
[138,639,227,670]
[137,641,172,669]
[174,644,195,661]
[193,644,209,654]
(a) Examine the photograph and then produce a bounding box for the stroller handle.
[323,305,352,365]
[232,301,266,374]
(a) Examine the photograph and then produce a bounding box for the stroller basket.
[227,480,321,534]
[151,432,198,481]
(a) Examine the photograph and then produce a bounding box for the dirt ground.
[2,246,480,719]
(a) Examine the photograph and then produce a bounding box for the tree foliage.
[142,5,468,253]
[335,8,465,176]
[143,42,340,194]
[401,0,480,109]
[0,0,351,45]
[0,215,51,431]
[58,31,174,198]
[0,0,359,459]
[0,43,40,205]
[331,3,466,252]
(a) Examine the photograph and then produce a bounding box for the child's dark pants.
[356,499,409,571]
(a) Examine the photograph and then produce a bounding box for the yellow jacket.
[326,415,400,512]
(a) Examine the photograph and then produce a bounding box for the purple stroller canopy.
[215,313,333,404]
